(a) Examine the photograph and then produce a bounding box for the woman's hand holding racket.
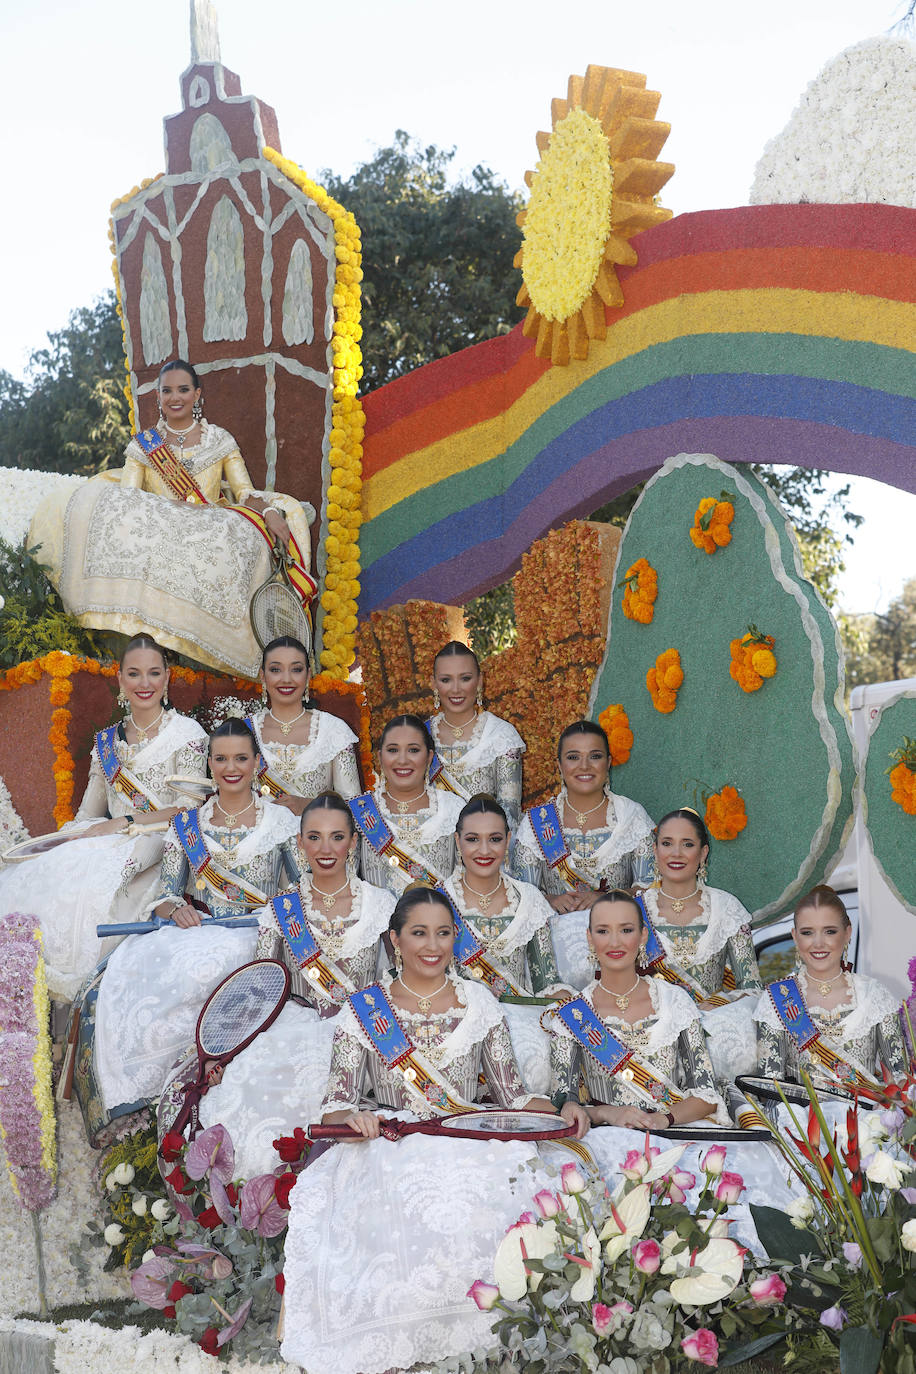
[559,1101,591,1139]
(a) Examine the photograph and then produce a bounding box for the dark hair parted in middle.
[654,807,710,850]
[300,790,356,835]
[379,714,436,754]
[209,718,259,754]
[557,720,610,760]
[456,793,508,833]
[389,885,456,937]
[588,888,645,930]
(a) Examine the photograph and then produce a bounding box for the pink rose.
[592,1299,632,1335]
[467,1280,500,1311]
[632,1238,662,1273]
[701,1145,727,1177]
[681,1327,719,1366]
[749,1273,787,1306]
[533,1190,561,1219]
[560,1162,587,1195]
[620,1145,659,1180]
[715,1171,745,1205]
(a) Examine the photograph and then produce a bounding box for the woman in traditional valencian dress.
[427,640,526,828]
[636,809,763,1082]
[240,636,361,814]
[544,890,791,1247]
[349,715,463,898]
[159,792,395,1180]
[754,886,907,1116]
[510,720,655,988]
[80,720,300,1145]
[0,634,206,1001]
[28,361,315,679]
[444,794,564,1094]
[279,886,588,1374]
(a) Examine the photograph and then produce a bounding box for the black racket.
[736,1073,854,1108]
[650,1122,771,1142]
[172,959,291,1137]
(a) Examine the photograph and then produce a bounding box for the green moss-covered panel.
[863,690,916,914]
[588,453,853,920]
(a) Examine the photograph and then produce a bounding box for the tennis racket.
[171,959,291,1138]
[736,1073,854,1108]
[310,1108,577,1143]
[250,546,313,656]
[648,1122,771,1142]
[3,831,81,863]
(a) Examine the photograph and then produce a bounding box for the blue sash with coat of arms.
[767,976,819,1053]
[95,725,155,812]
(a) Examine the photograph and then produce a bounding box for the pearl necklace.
[128,706,165,744]
[659,884,701,915]
[397,975,450,1015]
[268,705,308,737]
[599,974,642,1010]
[164,421,197,453]
[463,875,504,912]
[385,786,427,815]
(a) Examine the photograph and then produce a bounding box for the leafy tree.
[842,578,916,687]
[0,294,130,475]
[323,132,524,393]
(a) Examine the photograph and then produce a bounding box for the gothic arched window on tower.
[189,113,236,175]
[203,196,247,342]
[282,239,315,346]
[139,232,173,366]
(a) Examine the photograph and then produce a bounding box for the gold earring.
[261,684,268,706]
[346,850,357,879]
[394,947,403,977]
[476,681,483,708]
[698,860,708,884]
[118,688,128,709]
[433,687,441,711]
[650,857,661,887]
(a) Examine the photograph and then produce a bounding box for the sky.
[0,0,912,616]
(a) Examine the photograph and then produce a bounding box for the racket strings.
[198,964,288,1057]
[251,582,311,651]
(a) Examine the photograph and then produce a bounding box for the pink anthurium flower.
[239,1174,289,1238]
[130,1255,177,1309]
[185,1124,235,1186]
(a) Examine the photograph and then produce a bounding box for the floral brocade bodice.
[444,871,559,993]
[356,788,462,897]
[639,887,762,998]
[72,713,208,824]
[428,711,525,829]
[321,976,533,1119]
[511,790,655,895]
[156,799,300,917]
[247,708,361,801]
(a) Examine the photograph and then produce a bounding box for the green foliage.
[0,537,109,669]
[466,582,517,660]
[0,293,130,475]
[842,578,916,687]
[323,131,524,393]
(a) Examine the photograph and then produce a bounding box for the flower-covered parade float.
[1,12,916,1373]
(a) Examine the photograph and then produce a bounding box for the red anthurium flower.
[806,1107,820,1151]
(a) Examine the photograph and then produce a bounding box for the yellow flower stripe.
[31,927,56,1185]
[263,147,365,680]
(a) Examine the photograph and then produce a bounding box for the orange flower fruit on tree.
[704,785,747,841]
[619,557,658,625]
[597,703,634,766]
[888,739,916,817]
[729,626,778,694]
[646,648,683,714]
[689,492,735,555]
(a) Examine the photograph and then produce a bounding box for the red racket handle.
[308,1124,363,1140]
[309,1118,409,1141]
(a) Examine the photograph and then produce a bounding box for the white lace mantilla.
[249,706,358,773]
[337,970,505,1071]
[373,784,464,846]
[430,711,525,773]
[754,971,901,1037]
[516,788,654,874]
[551,978,702,1057]
[193,796,299,863]
[125,421,238,479]
[257,877,394,959]
[642,885,752,964]
[444,869,551,958]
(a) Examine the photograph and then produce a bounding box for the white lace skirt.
[193,1003,338,1181]
[501,1002,552,1096]
[280,1127,556,1374]
[93,925,259,1112]
[549,908,592,989]
[0,832,161,1000]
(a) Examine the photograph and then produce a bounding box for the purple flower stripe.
[0,916,56,1213]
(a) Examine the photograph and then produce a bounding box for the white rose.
[104,1172,118,1193]
[787,1196,814,1229]
[151,1199,171,1221]
[111,1163,135,1186]
[132,1196,148,1216]
[104,1223,126,1246]
[901,1219,916,1253]
[865,1151,907,1190]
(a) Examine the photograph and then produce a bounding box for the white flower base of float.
[0,468,86,551]
[750,36,916,207]
[0,774,29,859]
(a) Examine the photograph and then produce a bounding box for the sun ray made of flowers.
[516,65,674,365]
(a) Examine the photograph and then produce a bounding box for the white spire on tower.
[190,0,221,63]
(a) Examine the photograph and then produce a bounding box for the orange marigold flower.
[705,785,747,841]
[620,557,658,625]
[691,492,736,555]
[597,704,634,766]
[647,648,683,714]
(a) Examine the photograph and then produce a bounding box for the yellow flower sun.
[516,65,674,365]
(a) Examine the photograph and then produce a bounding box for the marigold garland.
[889,738,916,816]
[597,703,633,766]
[262,147,364,682]
[619,557,658,624]
[705,785,748,842]
[690,492,735,554]
[0,912,57,1212]
[646,648,683,714]
[729,626,778,693]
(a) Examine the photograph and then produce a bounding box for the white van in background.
[754,676,916,1001]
